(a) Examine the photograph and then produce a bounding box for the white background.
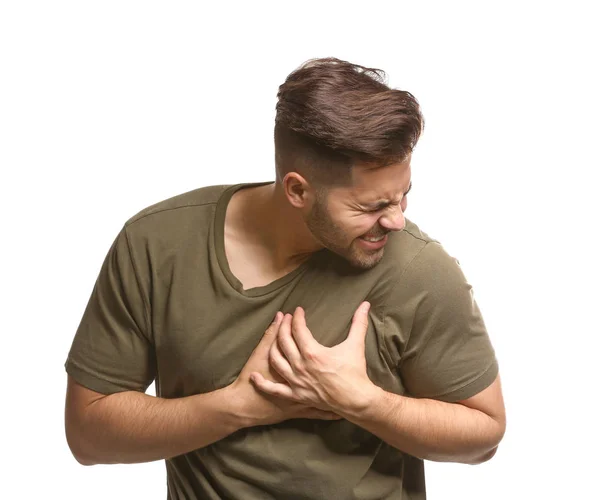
[1,1,598,498]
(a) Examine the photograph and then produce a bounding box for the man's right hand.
[227,312,342,427]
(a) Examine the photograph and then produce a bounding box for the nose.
[379,205,406,232]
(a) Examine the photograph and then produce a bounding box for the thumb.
[254,312,282,353]
[345,301,370,346]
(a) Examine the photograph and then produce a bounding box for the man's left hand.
[250,301,377,417]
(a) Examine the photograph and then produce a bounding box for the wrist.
[337,381,384,420]
[220,382,255,430]
[195,384,248,432]
[347,386,407,426]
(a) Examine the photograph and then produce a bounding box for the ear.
[282,172,315,209]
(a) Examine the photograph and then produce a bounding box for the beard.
[305,192,387,270]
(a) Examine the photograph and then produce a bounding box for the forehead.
[346,158,412,200]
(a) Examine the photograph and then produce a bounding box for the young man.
[65,57,505,499]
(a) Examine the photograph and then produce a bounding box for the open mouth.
[360,235,386,242]
[357,233,389,250]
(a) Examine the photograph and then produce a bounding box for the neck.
[228,182,323,273]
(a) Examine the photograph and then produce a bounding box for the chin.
[344,247,385,270]
[315,234,386,270]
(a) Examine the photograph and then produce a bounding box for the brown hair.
[274,57,424,185]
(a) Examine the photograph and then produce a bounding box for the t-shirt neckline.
[214,182,322,298]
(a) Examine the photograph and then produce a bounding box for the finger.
[254,312,283,355]
[250,373,296,400]
[290,307,320,356]
[269,341,296,382]
[344,301,371,346]
[277,314,303,366]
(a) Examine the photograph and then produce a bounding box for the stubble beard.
[305,194,385,270]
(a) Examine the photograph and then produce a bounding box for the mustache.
[362,227,389,238]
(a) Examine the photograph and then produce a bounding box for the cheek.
[326,204,380,239]
[342,214,381,238]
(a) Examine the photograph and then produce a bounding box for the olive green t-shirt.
[65,182,499,500]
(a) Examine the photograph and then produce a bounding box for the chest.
[151,270,406,399]
[154,302,350,396]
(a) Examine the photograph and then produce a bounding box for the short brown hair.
[274,57,424,185]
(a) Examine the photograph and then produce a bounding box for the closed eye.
[364,201,399,213]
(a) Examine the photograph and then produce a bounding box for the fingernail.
[362,301,371,312]
[272,312,281,324]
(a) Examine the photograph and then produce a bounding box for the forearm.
[342,387,504,465]
[71,386,242,465]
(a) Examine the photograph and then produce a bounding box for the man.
[65,57,505,499]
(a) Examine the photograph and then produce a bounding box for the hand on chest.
[154,293,396,398]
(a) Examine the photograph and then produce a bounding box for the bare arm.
[65,313,339,466]
[342,376,506,465]
[252,304,506,465]
[65,376,242,465]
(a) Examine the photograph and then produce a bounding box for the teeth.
[362,235,384,242]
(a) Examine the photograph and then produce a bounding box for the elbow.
[67,440,96,466]
[467,419,506,465]
[66,418,121,466]
[65,410,103,466]
[475,412,506,463]
[73,452,96,467]
[66,428,97,466]
[65,376,113,466]
[426,445,500,465]
[467,445,498,465]
[467,429,505,465]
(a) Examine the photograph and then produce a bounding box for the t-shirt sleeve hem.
[426,359,499,403]
[64,358,140,395]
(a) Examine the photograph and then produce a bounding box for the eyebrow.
[363,182,412,210]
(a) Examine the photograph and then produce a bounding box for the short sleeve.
[64,225,156,395]
[385,242,498,403]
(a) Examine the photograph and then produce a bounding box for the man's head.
[274,57,424,269]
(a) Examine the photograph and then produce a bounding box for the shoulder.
[378,217,455,279]
[401,217,441,246]
[378,219,475,318]
[118,184,233,258]
[124,184,232,228]
[372,218,467,302]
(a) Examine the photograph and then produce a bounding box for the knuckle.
[268,348,278,365]
[276,333,287,348]
[261,330,277,344]
[354,317,368,328]
[303,348,317,362]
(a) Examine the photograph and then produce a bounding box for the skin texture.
[250,304,506,464]
[66,154,506,467]
[223,156,412,289]
[302,161,410,269]
[65,313,340,466]
[238,158,506,463]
